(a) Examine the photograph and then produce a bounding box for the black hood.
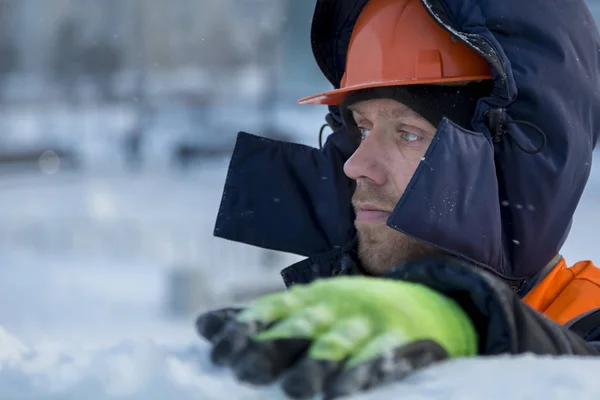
[213,0,600,280]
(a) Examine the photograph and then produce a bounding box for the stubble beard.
[353,183,440,276]
[356,222,438,275]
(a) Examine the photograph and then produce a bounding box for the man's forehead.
[348,98,419,120]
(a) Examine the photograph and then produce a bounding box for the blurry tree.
[197,0,253,100]
[50,18,82,104]
[80,40,123,103]
[0,0,18,103]
[280,0,330,101]
[0,42,17,103]
[51,9,124,104]
[254,0,288,136]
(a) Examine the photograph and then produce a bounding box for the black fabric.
[281,358,343,399]
[213,130,357,257]
[568,309,600,342]
[340,82,494,131]
[310,0,369,87]
[383,255,599,355]
[280,237,361,287]
[195,307,245,343]
[233,338,312,385]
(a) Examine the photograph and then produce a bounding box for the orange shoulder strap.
[523,258,600,325]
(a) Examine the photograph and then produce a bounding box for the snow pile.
[0,327,262,400]
[1,326,599,400]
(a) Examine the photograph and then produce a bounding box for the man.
[198,0,600,398]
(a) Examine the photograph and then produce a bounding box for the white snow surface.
[2,144,600,397]
[1,329,600,400]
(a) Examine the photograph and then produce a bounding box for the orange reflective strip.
[523,259,600,325]
[523,258,572,313]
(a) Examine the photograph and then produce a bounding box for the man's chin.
[355,227,400,275]
[355,226,441,276]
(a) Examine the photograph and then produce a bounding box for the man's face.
[343,97,440,275]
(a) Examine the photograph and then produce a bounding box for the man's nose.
[343,132,387,185]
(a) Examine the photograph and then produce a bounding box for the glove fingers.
[210,318,270,366]
[206,291,318,370]
[229,304,339,390]
[281,358,343,399]
[232,338,312,385]
[279,317,373,399]
[206,289,308,365]
[195,307,244,342]
[237,289,306,326]
[324,339,449,400]
[307,316,372,361]
[255,304,335,341]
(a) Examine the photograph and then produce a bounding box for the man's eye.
[358,127,370,140]
[401,131,421,143]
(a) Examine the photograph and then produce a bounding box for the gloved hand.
[196,276,477,399]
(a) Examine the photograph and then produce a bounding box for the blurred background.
[1,0,600,347]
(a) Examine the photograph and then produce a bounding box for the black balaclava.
[340,81,494,131]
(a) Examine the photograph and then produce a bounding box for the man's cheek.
[391,162,419,195]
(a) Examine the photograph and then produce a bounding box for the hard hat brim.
[298,74,493,106]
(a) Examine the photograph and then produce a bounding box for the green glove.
[196,276,477,399]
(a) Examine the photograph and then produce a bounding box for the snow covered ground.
[1,141,600,398]
[2,333,600,400]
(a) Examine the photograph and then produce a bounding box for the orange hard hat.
[298,0,493,105]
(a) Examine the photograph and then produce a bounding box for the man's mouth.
[355,204,392,223]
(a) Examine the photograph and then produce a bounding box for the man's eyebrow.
[378,107,411,120]
[348,105,360,114]
[348,106,367,121]
[349,105,415,121]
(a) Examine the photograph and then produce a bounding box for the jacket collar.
[281,237,361,287]
[280,238,563,298]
